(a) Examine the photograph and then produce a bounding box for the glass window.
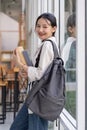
[61,0,76,119]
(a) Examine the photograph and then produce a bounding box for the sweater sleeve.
[27,41,54,82]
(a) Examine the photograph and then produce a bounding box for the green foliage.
[65,91,76,119]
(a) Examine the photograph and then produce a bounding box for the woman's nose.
[39,27,43,32]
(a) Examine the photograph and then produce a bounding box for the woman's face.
[35,18,56,40]
[68,26,76,38]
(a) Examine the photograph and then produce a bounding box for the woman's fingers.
[19,69,28,79]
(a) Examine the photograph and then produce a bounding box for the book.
[16,46,32,66]
[22,50,33,66]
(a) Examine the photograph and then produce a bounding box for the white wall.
[77,0,85,129]
[0,12,19,51]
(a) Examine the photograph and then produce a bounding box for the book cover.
[22,50,33,66]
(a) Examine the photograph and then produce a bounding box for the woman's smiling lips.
[38,33,46,37]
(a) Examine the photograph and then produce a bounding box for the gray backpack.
[25,40,66,121]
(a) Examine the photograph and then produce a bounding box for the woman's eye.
[43,26,48,28]
[36,25,40,28]
[36,25,48,28]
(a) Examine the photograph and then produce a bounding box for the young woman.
[10,12,58,130]
[61,13,76,66]
[61,13,76,81]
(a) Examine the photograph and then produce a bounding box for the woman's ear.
[68,26,76,37]
[68,26,73,34]
[52,26,57,33]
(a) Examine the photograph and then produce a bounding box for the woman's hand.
[19,68,28,79]
[12,48,28,79]
[12,49,23,69]
[12,49,23,68]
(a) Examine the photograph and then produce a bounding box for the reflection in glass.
[61,0,76,119]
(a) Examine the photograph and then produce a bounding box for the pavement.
[0,112,13,130]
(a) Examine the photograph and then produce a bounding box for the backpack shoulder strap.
[46,39,64,65]
[35,39,61,67]
[35,45,43,67]
[45,39,59,58]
